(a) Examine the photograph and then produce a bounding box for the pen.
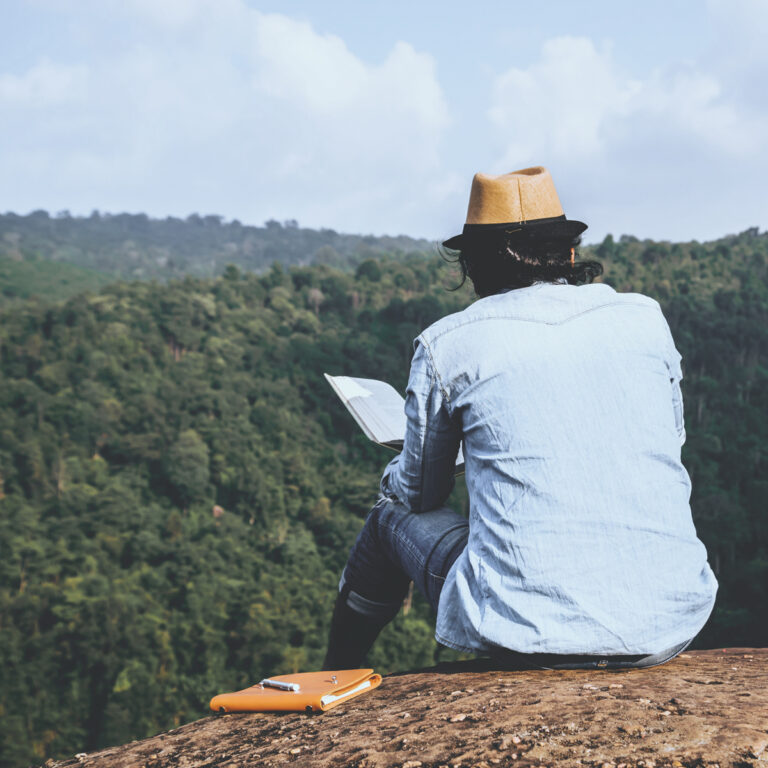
[259,678,300,692]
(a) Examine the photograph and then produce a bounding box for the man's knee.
[365,495,408,540]
[338,566,402,622]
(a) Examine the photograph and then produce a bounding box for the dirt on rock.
[49,649,768,768]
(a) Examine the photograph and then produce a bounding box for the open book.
[324,374,465,474]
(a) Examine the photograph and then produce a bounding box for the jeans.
[339,496,693,670]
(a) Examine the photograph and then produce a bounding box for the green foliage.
[166,430,211,508]
[0,212,432,282]
[0,228,766,766]
[0,254,113,309]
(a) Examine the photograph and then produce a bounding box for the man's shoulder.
[416,292,512,348]
[418,283,662,348]
[417,303,478,346]
[607,286,661,310]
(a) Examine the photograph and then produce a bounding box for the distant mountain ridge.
[0,210,433,282]
[2,210,767,313]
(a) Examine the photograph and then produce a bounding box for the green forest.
[0,211,429,288]
[0,217,766,768]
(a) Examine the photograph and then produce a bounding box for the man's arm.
[379,336,461,512]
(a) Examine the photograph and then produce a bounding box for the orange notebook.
[209,669,382,713]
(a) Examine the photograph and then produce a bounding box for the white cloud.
[121,0,219,27]
[0,59,88,107]
[253,14,368,113]
[489,36,756,165]
[3,1,768,242]
[0,1,453,236]
[490,37,637,159]
[704,0,768,114]
[486,34,768,241]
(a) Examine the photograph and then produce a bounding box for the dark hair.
[440,231,603,298]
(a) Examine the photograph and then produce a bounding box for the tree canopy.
[0,224,766,767]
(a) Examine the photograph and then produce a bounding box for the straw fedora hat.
[442,166,587,250]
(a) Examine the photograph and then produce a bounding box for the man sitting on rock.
[323,166,718,671]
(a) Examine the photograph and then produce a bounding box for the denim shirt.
[379,280,718,655]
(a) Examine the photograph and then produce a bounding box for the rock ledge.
[52,649,767,768]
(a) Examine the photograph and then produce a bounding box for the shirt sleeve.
[379,336,462,512]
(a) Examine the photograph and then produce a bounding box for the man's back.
[421,281,718,655]
[323,167,717,671]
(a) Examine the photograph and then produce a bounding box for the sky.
[1,0,767,244]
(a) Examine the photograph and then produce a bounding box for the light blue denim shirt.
[379,279,718,655]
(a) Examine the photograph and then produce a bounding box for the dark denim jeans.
[339,496,692,670]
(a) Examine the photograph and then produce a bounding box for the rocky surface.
[51,649,767,768]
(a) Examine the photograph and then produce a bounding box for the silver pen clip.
[259,678,300,692]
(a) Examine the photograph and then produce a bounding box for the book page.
[324,374,406,446]
[324,373,465,471]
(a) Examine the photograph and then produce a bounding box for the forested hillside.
[0,211,430,283]
[0,255,113,309]
[1,230,766,767]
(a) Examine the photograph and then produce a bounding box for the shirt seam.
[425,299,661,345]
[435,630,484,654]
[416,362,434,509]
[418,335,452,410]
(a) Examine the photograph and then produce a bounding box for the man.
[323,167,718,671]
